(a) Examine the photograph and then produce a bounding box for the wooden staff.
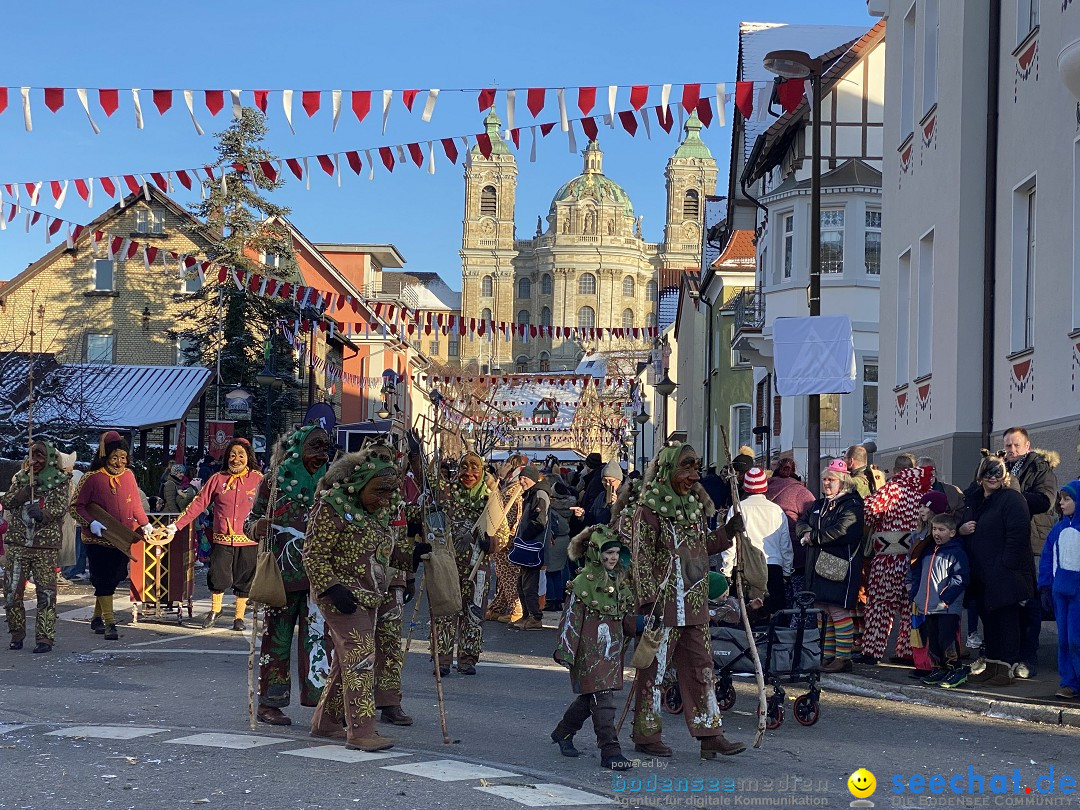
[25,292,40,502]
[402,570,425,654]
[719,426,768,748]
[248,466,280,731]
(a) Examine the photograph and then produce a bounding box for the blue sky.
[0,0,873,286]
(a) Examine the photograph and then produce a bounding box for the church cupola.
[583,140,603,174]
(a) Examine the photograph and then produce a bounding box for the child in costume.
[1039,480,1080,699]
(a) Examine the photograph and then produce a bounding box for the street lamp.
[764,47,823,491]
[255,364,285,466]
[655,369,676,447]
[635,405,650,469]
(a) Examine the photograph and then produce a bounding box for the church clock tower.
[660,112,718,275]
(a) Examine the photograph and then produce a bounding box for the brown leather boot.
[633,741,673,757]
[820,657,852,673]
[380,706,414,726]
[346,733,395,752]
[257,706,292,726]
[310,724,346,740]
[700,732,746,758]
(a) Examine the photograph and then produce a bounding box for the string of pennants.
[0,81,804,136]
[0,92,754,212]
[0,199,660,341]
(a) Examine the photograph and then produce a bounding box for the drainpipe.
[981,0,1001,450]
[701,288,716,466]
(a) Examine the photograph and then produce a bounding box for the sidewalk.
[822,622,1080,728]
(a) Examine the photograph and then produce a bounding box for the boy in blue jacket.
[907,513,970,688]
[1038,480,1080,699]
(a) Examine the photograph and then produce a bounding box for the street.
[1,585,1078,810]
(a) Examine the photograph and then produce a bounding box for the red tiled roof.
[712,230,756,269]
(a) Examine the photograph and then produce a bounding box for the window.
[862,361,879,435]
[481,275,493,297]
[540,306,552,327]
[429,338,439,355]
[865,210,882,275]
[901,2,916,136]
[539,352,550,372]
[922,0,939,111]
[517,277,532,298]
[731,404,752,455]
[577,306,595,329]
[820,394,840,434]
[1017,0,1039,44]
[683,189,700,219]
[264,253,283,269]
[480,186,497,216]
[896,250,911,384]
[481,307,492,321]
[1011,184,1037,352]
[516,356,529,373]
[93,259,114,291]
[917,230,934,376]
[820,209,845,274]
[623,276,635,297]
[87,333,114,364]
[578,273,596,295]
[183,271,202,294]
[622,308,634,328]
[541,273,553,295]
[645,279,658,301]
[782,213,794,279]
[176,337,200,366]
[517,309,531,326]
[448,338,459,357]
[135,208,164,235]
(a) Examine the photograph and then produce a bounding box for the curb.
[820,673,1072,727]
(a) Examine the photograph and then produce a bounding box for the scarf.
[640,443,704,528]
[569,525,635,617]
[321,454,400,527]
[276,425,327,506]
[455,452,488,505]
[12,442,69,496]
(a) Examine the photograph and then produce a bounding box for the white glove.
[140,524,154,537]
[89,520,105,537]
[165,523,178,539]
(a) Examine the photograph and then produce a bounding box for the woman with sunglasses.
[959,453,1034,686]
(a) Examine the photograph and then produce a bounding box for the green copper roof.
[548,141,634,215]
[470,109,512,156]
[673,111,713,160]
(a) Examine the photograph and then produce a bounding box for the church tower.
[460,110,518,372]
[660,112,718,277]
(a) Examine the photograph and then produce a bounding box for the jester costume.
[246,426,329,719]
[552,525,636,768]
[305,449,405,750]
[630,443,745,759]
[2,442,70,651]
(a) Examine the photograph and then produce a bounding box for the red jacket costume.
[73,468,149,545]
[172,470,263,546]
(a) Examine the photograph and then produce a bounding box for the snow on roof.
[702,196,729,271]
[739,22,867,160]
[658,286,680,331]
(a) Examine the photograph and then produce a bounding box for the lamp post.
[654,369,677,449]
[634,405,650,469]
[255,364,285,466]
[764,48,823,492]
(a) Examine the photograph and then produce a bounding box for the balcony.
[731,288,765,334]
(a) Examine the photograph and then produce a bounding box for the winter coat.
[554,591,636,694]
[162,476,196,513]
[517,481,551,545]
[795,492,865,610]
[1008,450,1059,557]
[766,476,816,570]
[1039,510,1080,597]
[907,537,969,616]
[962,485,1034,611]
[545,478,577,571]
[724,494,793,577]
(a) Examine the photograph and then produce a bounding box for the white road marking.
[382,759,519,781]
[281,745,403,763]
[47,726,166,740]
[0,724,28,735]
[404,647,564,673]
[90,648,249,655]
[476,783,614,807]
[165,732,285,750]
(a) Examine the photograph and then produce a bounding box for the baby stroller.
[664,591,824,729]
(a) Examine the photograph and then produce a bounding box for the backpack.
[549,507,570,539]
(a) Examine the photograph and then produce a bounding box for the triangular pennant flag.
[407,142,424,167]
[655,105,674,133]
[441,138,459,164]
[527,87,546,117]
[577,86,596,115]
[777,78,804,114]
[735,81,754,119]
[630,85,649,110]
[205,89,224,116]
[99,176,116,197]
[302,90,321,117]
[346,150,363,174]
[74,178,91,202]
[286,158,304,179]
[259,161,278,182]
[351,90,371,122]
[44,87,65,113]
[421,88,439,122]
[478,87,496,110]
[253,89,269,113]
[618,110,638,135]
[476,132,493,159]
[152,89,172,115]
[696,98,713,128]
[379,146,395,172]
[317,154,335,176]
[99,88,119,117]
[681,83,701,113]
[581,116,598,141]
[402,89,419,111]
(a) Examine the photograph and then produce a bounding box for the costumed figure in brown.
[3,441,71,652]
[630,442,746,759]
[551,524,636,769]
[72,431,155,641]
[166,438,263,630]
[305,448,406,751]
[245,426,330,726]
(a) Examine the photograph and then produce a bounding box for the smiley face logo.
[848,769,876,798]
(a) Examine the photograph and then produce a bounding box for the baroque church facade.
[460,111,718,373]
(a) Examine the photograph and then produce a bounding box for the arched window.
[578,273,596,295]
[623,276,635,297]
[622,308,635,328]
[683,189,700,219]
[577,306,595,329]
[517,277,532,299]
[481,307,492,321]
[516,356,529,373]
[539,352,550,372]
[481,275,493,296]
[540,306,552,326]
[517,309,531,326]
[480,186,497,216]
[541,273,553,295]
[645,279,658,302]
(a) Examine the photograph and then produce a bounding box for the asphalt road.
[1,583,1078,810]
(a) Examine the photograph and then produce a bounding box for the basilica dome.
[548,141,634,217]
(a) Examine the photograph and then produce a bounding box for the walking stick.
[247,469,280,731]
[403,570,425,654]
[718,427,768,748]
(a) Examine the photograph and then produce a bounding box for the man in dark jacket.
[511,467,550,631]
[1003,427,1058,678]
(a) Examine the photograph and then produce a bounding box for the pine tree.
[173,107,301,443]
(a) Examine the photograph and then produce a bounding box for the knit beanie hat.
[732,454,754,473]
[520,465,541,483]
[585,453,603,469]
[744,467,768,494]
[920,490,949,514]
[1061,480,1080,504]
[601,459,624,481]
